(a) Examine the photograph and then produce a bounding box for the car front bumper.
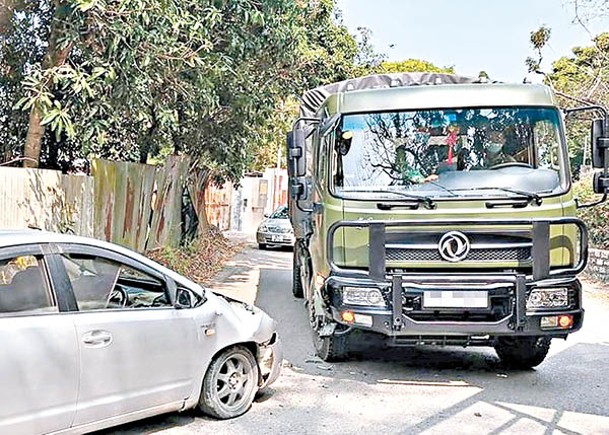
[258,333,282,389]
[256,231,295,247]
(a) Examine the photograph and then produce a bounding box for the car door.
[0,244,78,435]
[53,244,201,427]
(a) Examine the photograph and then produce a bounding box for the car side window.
[0,254,56,315]
[61,254,172,311]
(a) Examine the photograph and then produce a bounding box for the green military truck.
[287,73,609,367]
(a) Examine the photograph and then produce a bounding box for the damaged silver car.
[0,230,282,434]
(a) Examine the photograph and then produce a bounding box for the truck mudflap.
[324,218,587,338]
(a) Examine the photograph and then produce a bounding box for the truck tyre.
[313,329,349,362]
[494,336,551,369]
[292,248,304,298]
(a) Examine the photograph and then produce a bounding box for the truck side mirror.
[286,128,306,177]
[591,118,609,169]
[593,171,609,194]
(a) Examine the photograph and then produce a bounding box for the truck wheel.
[313,329,349,362]
[292,248,304,298]
[494,336,551,369]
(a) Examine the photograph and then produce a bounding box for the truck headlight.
[527,288,569,310]
[342,286,386,307]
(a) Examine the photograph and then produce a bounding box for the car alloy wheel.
[199,346,259,419]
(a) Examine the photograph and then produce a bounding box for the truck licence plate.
[423,291,488,309]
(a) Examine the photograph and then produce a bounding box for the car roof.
[0,229,123,250]
[0,229,200,290]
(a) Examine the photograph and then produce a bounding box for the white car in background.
[0,230,282,434]
[256,205,295,249]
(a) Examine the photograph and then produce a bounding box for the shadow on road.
[255,249,609,433]
[101,247,609,434]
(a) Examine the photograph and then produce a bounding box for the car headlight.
[342,286,386,307]
[527,288,569,310]
[259,224,269,232]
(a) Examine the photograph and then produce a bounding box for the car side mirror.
[591,118,609,169]
[264,213,270,218]
[174,287,194,309]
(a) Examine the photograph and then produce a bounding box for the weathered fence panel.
[146,156,190,250]
[188,169,233,232]
[1,156,196,252]
[92,159,160,252]
[92,156,190,252]
[205,182,232,231]
[0,166,94,236]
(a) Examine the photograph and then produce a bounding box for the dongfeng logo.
[438,231,470,262]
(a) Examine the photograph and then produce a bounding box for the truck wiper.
[341,189,437,210]
[451,187,543,206]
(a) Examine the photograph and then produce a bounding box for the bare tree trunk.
[198,171,211,234]
[23,108,45,168]
[22,2,72,168]
[188,167,211,235]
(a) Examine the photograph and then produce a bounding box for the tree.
[526,25,609,176]
[376,59,454,74]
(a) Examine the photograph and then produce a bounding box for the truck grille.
[386,246,531,263]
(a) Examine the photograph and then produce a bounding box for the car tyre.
[494,336,551,369]
[199,346,259,419]
[292,248,304,299]
[258,243,267,250]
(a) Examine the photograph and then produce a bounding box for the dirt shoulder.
[582,276,609,305]
[147,229,260,304]
[147,227,246,285]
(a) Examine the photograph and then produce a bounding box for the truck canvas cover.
[299,72,487,118]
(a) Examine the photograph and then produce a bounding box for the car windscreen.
[270,206,289,219]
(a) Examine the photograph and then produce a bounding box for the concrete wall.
[585,249,609,283]
[0,166,94,237]
[230,176,268,233]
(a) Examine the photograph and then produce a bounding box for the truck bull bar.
[327,218,588,331]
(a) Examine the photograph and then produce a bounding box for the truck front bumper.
[322,217,588,343]
[325,274,584,341]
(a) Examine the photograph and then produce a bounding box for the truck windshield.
[333,107,567,200]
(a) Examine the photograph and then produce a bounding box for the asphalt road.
[108,246,609,435]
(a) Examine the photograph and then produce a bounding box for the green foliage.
[1,0,368,181]
[525,26,551,73]
[376,59,454,74]
[2,0,454,183]
[574,175,609,249]
[526,27,609,178]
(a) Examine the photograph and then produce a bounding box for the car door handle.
[82,330,113,348]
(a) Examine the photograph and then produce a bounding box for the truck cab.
[287,73,609,367]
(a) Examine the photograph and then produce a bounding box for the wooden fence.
[92,156,190,252]
[0,156,235,252]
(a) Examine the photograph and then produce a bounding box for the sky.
[335,0,609,83]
